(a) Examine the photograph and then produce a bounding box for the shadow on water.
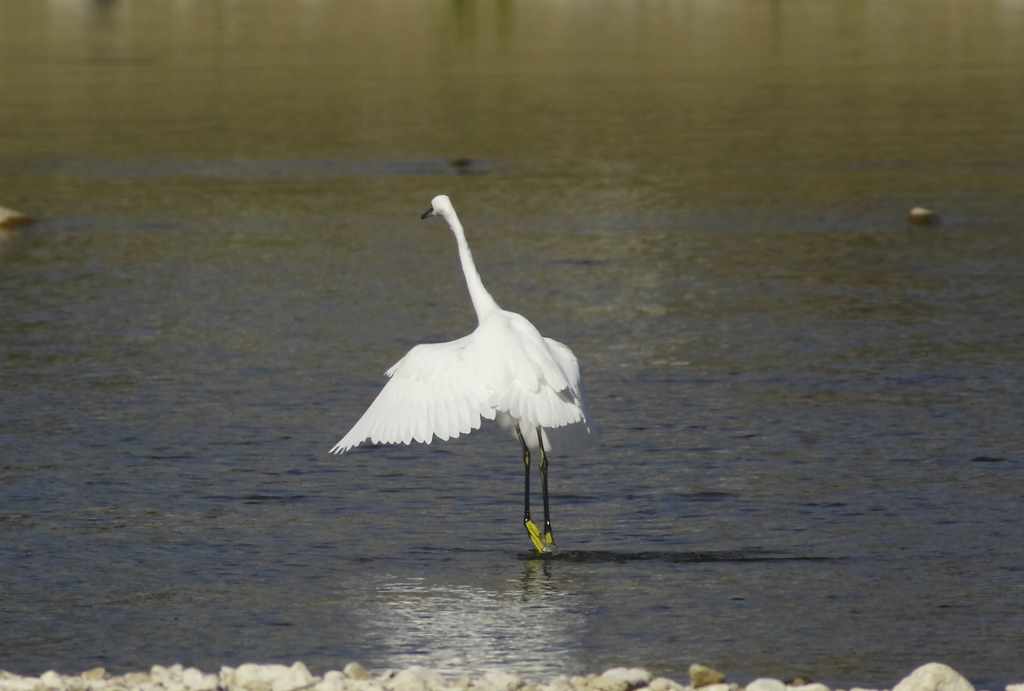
[519,549,834,564]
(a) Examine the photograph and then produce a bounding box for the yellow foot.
[525,519,555,553]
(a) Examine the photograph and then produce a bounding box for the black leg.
[537,429,554,546]
[517,425,532,525]
[516,424,545,552]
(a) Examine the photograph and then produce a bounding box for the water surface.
[1,1,1023,688]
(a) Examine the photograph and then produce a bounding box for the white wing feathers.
[330,336,494,454]
[331,310,594,456]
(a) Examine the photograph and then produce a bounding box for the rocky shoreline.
[0,662,1019,691]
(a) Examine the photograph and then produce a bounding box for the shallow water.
[2,1,1024,688]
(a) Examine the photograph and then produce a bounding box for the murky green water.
[2,1,1023,688]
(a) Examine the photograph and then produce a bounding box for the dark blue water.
[3,192,1022,687]
[2,1,1024,689]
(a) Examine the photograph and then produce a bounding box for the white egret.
[331,195,595,553]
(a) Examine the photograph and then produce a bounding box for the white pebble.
[391,671,426,691]
[274,663,315,691]
[182,668,219,691]
[235,663,286,691]
[120,673,153,688]
[182,668,204,689]
[595,669,652,691]
[569,676,596,691]
[544,677,575,691]
[316,672,346,691]
[230,663,314,691]
[2,661,1015,691]
[1,676,41,691]
[40,672,66,691]
[649,679,686,691]
[893,664,973,691]
[397,668,448,691]
[476,672,522,691]
[747,680,787,691]
[344,666,372,682]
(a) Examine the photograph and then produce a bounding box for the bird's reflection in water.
[519,554,558,595]
[360,566,584,678]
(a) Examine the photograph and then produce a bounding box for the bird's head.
[421,194,455,221]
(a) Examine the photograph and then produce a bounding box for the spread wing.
[331,312,597,456]
[330,335,496,454]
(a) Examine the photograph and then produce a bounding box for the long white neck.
[445,210,501,323]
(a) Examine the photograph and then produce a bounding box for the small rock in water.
[690,665,726,689]
[891,663,973,691]
[0,205,35,229]
[908,207,939,225]
[81,668,107,681]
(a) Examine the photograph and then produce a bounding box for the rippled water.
[2,1,1024,689]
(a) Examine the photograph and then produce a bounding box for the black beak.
[421,207,434,220]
